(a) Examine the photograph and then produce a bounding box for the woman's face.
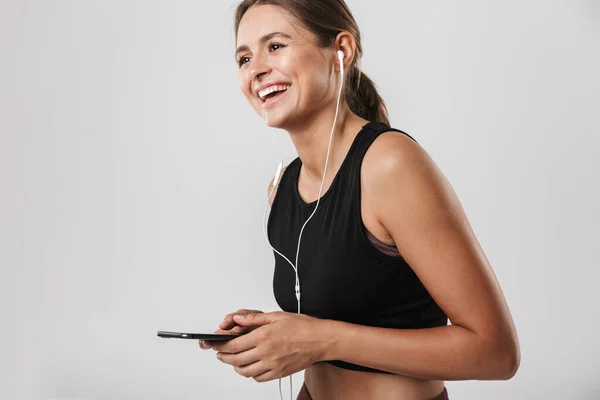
[235,4,336,128]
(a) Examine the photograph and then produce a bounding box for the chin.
[260,110,292,129]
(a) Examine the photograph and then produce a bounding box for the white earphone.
[262,49,345,400]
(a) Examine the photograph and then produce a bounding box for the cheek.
[293,57,331,96]
[238,73,257,104]
[238,74,250,96]
[276,55,294,75]
[299,68,330,101]
[314,68,331,90]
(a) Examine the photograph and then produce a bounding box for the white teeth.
[258,84,291,101]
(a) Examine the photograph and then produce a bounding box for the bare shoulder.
[267,166,288,207]
[361,129,455,240]
[361,130,427,187]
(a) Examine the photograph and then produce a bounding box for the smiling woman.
[198,1,521,399]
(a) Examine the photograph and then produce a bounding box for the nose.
[250,52,271,82]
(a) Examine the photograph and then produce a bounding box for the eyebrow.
[235,32,292,60]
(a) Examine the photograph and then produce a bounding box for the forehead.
[236,4,301,46]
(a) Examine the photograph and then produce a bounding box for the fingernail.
[234,315,244,320]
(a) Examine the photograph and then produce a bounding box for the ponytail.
[345,66,389,125]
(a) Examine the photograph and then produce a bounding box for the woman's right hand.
[199,309,263,350]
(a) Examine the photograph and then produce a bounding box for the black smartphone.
[157,331,244,341]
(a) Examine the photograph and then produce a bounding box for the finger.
[219,316,236,330]
[231,325,251,334]
[235,362,270,379]
[240,309,263,315]
[252,368,279,383]
[233,312,274,327]
[215,324,253,335]
[199,340,212,350]
[219,323,240,331]
[219,310,260,329]
[216,347,261,369]
[211,334,257,354]
[213,327,246,336]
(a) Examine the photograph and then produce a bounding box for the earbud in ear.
[337,50,344,76]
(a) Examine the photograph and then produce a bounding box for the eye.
[238,56,250,67]
[269,43,286,52]
[237,43,286,67]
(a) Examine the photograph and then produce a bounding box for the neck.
[285,107,369,182]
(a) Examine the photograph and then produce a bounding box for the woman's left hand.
[206,311,332,382]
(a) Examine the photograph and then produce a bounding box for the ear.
[334,31,357,72]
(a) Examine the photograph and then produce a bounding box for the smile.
[260,85,291,109]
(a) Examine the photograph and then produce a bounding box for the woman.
[200,1,520,399]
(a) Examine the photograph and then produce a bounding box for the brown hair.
[234,0,390,125]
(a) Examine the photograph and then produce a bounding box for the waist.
[304,362,445,400]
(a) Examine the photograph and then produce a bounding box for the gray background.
[1,0,599,399]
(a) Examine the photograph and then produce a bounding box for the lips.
[255,81,291,99]
[255,83,292,109]
[261,87,290,109]
[258,84,291,101]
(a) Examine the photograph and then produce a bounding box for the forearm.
[318,319,518,381]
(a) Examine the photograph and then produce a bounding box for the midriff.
[304,362,445,400]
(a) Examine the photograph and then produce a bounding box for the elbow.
[476,333,520,380]
[502,346,521,380]
[491,340,521,380]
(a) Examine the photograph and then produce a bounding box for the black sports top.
[267,121,448,374]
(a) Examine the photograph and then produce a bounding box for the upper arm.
[364,132,519,356]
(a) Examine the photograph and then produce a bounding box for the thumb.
[233,311,280,326]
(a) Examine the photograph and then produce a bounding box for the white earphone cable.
[262,50,345,400]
